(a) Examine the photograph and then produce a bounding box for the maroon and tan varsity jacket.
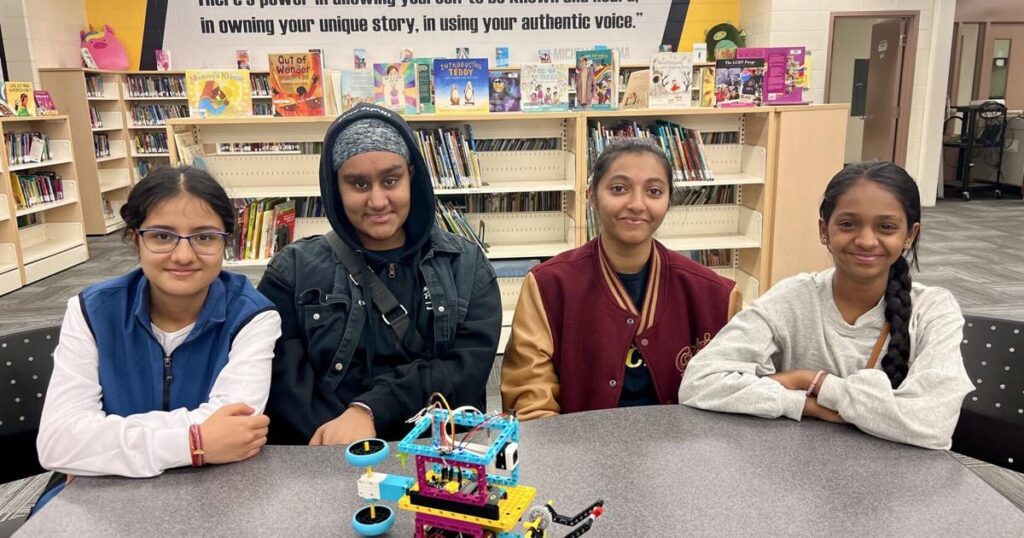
[501,238,740,420]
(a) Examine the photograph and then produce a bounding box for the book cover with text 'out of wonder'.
[269,52,326,117]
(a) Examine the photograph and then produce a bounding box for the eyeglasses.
[137,228,229,256]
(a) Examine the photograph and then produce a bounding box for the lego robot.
[344,394,604,537]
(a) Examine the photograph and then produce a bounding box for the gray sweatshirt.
[679,268,975,450]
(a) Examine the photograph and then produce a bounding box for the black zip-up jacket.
[259,104,501,443]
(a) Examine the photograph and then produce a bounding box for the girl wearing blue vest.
[36,166,281,487]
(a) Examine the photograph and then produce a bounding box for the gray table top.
[18,406,1024,536]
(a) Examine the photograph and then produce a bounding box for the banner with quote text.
[151,0,704,69]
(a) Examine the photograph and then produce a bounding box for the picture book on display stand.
[6,82,36,116]
[714,58,764,107]
[433,58,489,115]
[575,49,617,110]
[185,70,253,117]
[340,70,375,112]
[373,63,418,114]
[736,47,809,105]
[649,52,693,108]
[410,58,435,113]
[489,71,521,113]
[620,69,650,110]
[521,63,570,112]
[269,52,326,116]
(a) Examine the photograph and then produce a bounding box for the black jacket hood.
[319,103,436,255]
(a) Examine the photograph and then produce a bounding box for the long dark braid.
[820,161,921,388]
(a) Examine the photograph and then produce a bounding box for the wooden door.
[978,23,1024,110]
[861,18,906,162]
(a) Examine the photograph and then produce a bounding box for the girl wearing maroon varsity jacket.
[502,139,740,420]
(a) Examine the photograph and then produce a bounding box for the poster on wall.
[143,2,707,71]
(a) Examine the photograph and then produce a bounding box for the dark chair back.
[0,326,60,483]
[952,315,1023,473]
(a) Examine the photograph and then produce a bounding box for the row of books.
[134,160,153,179]
[216,142,322,154]
[129,104,189,126]
[6,132,51,165]
[226,198,296,262]
[94,133,111,157]
[685,249,732,268]
[676,185,735,206]
[588,121,716,181]
[702,132,740,144]
[88,106,104,129]
[475,138,560,152]
[464,192,562,213]
[125,75,187,98]
[9,172,64,210]
[435,200,486,253]
[85,75,107,98]
[16,214,41,228]
[133,133,169,154]
[253,102,273,116]
[414,126,482,190]
[250,73,271,97]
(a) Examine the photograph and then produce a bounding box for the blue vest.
[79,269,274,416]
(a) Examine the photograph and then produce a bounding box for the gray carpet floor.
[1,199,1022,522]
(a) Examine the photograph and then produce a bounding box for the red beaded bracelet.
[189,424,205,467]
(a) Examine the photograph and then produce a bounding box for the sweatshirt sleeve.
[679,301,807,421]
[816,298,975,450]
[36,299,280,477]
[501,272,560,420]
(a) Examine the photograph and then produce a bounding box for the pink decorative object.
[80,25,129,70]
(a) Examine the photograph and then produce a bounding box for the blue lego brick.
[380,474,415,502]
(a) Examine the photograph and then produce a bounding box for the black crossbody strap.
[325,231,425,353]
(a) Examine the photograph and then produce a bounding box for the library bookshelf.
[166,104,846,344]
[39,68,273,235]
[0,116,89,296]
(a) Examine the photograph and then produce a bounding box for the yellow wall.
[85,0,148,70]
[679,0,741,52]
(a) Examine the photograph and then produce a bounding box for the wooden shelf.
[711,268,760,305]
[95,154,128,163]
[674,175,765,188]
[20,225,84,264]
[655,205,762,251]
[225,186,320,198]
[131,152,170,158]
[126,96,187,101]
[104,216,126,233]
[435,179,575,195]
[484,241,574,259]
[0,115,70,123]
[158,104,849,302]
[99,168,132,192]
[9,140,74,171]
[129,124,168,130]
[87,96,119,101]
[9,156,74,172]
[15,180,79,217]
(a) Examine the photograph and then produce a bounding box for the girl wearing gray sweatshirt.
[679,161,975,450]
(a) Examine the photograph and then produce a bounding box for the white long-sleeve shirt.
[36,297,282,477]
[679,269,975,450]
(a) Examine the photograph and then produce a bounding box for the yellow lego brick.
[398,483,537,532]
